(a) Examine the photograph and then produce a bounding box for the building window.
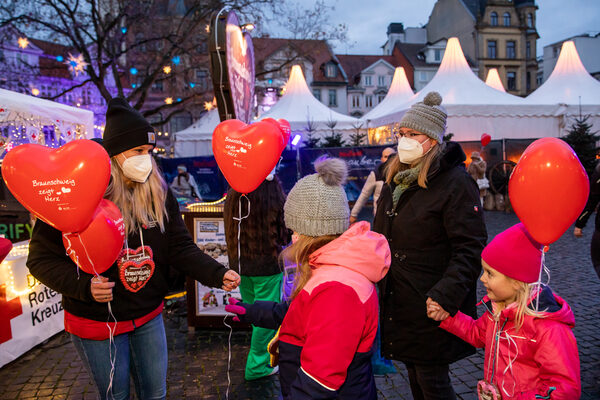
[325,63,337,78]
[434,49,442,61]
[378,75,385,86]
[526,41,531,59]
[553,46,560,58]
[313,88,321,101]
[196,69,209,90]
[526,71,531,91]
[365,95,373,108]
[490,12,498,26]
[419,71,428,81]
[527,13,533,28]
[503,12,511,27]
[488,40,497,59]
[364,75,372,86]
[152,80,163,92]
[506,41,516,59]
[507,71,516,91]
[378,95,385,103]
[328,89,337,107]
[352,95,360,108]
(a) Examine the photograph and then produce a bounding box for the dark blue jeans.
[70,314,168,400]
[404,362,456,400]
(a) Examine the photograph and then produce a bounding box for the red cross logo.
[0,285,23,344]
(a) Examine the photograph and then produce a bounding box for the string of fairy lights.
[1,243,39,297]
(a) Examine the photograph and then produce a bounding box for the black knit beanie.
[102,98,156,157]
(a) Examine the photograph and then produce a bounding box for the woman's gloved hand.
[225,297,249,322]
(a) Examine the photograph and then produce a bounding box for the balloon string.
[534,248,546,312]
[223,314,233,400]
[105,301,117,400]
[63,232,100,279]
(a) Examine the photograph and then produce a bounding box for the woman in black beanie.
[27,98,240,400]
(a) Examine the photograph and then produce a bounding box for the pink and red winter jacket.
[440,286,580,399]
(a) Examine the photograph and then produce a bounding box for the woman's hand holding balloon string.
[90,276,115,303]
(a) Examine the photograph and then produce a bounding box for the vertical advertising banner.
[0,242,64,367]
[159,156,227,202]
[193,218,240,316]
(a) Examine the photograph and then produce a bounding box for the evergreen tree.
[321,118,346,147]
[303,118,321,148]
[562,115,599,176]
[348,121,367,146]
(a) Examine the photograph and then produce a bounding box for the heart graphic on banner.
[118,246,155,293]
[63,199,125,275]
[1,140,111,233]
[212,119,284,193]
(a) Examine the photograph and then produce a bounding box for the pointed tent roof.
[368,37,525,126]
[259,65,358,130]
[485,68,506,92]
[525,41,600,105]
[175,109,220,141]
[362,67,414,121]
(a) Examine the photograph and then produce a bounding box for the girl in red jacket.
[226,157,391,399]
[427,223,580,399]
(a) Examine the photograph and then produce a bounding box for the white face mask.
[120,154,153,183]
[397,136,430,164]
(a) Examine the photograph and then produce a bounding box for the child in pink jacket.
[427,223,580,399]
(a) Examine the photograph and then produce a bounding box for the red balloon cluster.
[212,118,288,193]
[509,137,589,245]
[2,140,125,274]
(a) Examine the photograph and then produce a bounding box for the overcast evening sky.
[316,0,600,56]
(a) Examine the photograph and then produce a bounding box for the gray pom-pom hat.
[284,157,349,237]
[398,91,447,142]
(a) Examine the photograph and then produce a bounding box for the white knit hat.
[398,91,447,142]
[284,158,349,237]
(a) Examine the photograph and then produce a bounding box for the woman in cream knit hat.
[373,92,487,399]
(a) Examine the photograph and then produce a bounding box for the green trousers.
[239,273,282,380]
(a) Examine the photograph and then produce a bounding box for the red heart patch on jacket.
[118,246,155,293]
[212,119,284,194]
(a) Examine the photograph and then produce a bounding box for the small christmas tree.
[348,121,367,146]
[562,114,598,176]
[303,117,321,148]
[321,118,346,147]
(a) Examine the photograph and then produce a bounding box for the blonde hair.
[386,141,445,188]
[281,234,339,299]
[105,156,168,236]
[504,280,546,332]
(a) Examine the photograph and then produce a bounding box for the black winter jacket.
[373,142,487,365]
[27,190,228,322]
[575,163,600,231]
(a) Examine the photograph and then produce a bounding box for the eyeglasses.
[394,131,424,139]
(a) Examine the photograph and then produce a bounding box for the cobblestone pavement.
[0,211,599,399]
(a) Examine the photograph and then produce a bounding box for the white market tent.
[362,67,414,122]
[524,41,600,132]
[485,68,506,92]
[173,109,220,157]
[259,65,360,134]
[0,87,95,138]
[369,38,568,141]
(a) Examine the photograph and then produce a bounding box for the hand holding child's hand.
[222,270,241,291]
[426,297,450,321]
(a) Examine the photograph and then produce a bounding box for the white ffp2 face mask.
[397,136,430,164]
[120,154,153,183]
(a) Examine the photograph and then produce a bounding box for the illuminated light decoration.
[18,37,29,49]
[176,98,181,102]
[240,23,255,32]
[165,132,169,137]
[172,56,180,65]
[205,24,210,33]
[31,88,40,96]
[2,243,37,297]
[268,79,273,84]
[121,27,127,34]
[189,82,196,88]
[56,55,64,62]
[130,67,138,75]
[164,97,173,104]
[186,195,227,211]
[204,101,214,111]
[163,65,172,74]
[131,83,137,88]
[291,134,301,146]
[65,53,88,76]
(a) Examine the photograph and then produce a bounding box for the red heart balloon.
[262,118,291,152]
[509,138,589,245]
[212,119,284,193]
[481,133,491,147]
[2,140,110,233]
[63,199,125,275]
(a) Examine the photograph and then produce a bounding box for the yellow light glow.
[31,88,40,96]
[204,101,214,111]
[205,24,210,33]
[186,195,227,209]
[164,97,173,105]
[163,66,172,74]
[18,37,29,49]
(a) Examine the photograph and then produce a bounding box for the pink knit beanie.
[481,223,542,283]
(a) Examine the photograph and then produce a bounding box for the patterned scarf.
[392,166,421,208]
